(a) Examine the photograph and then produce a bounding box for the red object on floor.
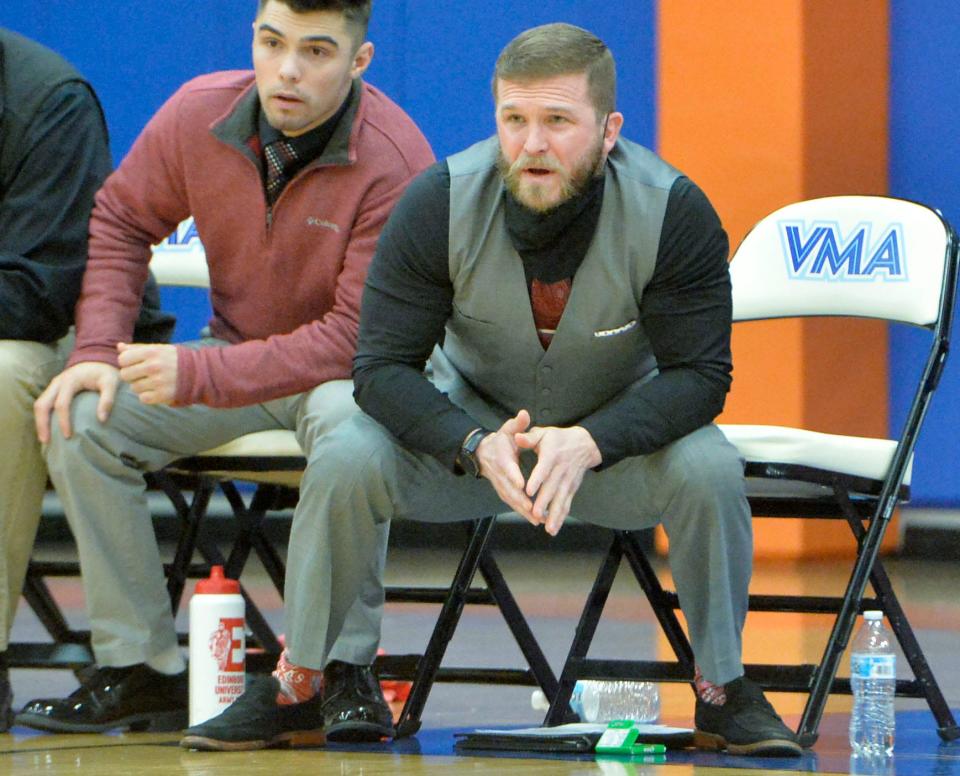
[377,648,413,704]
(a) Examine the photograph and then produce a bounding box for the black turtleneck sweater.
[353,159,732,471]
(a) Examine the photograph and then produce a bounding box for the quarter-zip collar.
[211,76,363,171]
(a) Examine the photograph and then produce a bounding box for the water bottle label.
[851,654,895,679]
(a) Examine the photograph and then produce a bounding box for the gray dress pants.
[284,411,753,685]
[43,349,385,670]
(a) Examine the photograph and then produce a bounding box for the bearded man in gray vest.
[183,22,802,756]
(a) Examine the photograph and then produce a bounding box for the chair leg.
[157,474,216,613]
[545,536,623,727]
[154,473,284,659]
[394,517,496,738]
[798,492,898,747]
[619,530,695,675]
[222,483,287,594]
[477,549,559,700]
[868,558,960,741]
[830,487,959,741]
[21,567,77,644]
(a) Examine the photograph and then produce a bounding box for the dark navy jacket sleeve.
[0,82,111,342]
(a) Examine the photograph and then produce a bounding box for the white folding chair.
[545,196,959,746]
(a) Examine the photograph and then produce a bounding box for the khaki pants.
[0,336,72,649]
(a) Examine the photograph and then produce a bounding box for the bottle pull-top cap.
[863,610,883,621]
[531,689,550,711]
[195,565,241,595]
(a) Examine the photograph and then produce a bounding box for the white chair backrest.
[730,195,950,326]
[149,217,210,289]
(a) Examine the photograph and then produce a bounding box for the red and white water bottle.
[189,565,245,725]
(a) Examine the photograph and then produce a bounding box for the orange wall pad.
[657,1,892,559]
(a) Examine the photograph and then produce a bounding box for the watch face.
[459,430,488,478]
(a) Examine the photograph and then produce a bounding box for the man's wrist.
[455,427,491,477]
[574,425,604,469]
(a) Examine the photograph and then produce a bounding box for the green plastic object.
[594,720,668,755]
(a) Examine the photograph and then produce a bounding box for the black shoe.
[694,676,803,757]
[15,663,187,733]
[321,661,394,742]
[181,675,325,751]
[0,664,12,733]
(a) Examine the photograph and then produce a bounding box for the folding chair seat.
[544,195,960,747]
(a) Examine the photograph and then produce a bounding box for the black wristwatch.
[456,428,491,478]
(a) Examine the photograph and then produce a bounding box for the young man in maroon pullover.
[22,0,433,738]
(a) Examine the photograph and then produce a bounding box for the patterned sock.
[694,665,727,706]
[272,649,324,706]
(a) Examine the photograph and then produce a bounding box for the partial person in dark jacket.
[0,27,173,731]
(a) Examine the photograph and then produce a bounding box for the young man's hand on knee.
[34,362,120,442]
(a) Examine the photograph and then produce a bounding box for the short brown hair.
[493,23,616,119]
[256,0,372,47]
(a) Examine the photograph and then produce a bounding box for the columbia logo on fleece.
[306,217,340,233]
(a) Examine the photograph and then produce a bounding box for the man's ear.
[351,41,374,79]
[602,111,624,155]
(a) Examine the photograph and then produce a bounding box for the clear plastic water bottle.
[849,610,896,756]
[531,680,660,723]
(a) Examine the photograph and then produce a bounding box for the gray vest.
[433,135,680,428]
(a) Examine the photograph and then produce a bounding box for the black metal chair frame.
[160,451,559,738]
[15,455,559,738]
[545,197,960,747]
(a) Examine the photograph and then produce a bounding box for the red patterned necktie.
[264,138,299,206]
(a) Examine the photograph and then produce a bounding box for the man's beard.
[497,137,605,213]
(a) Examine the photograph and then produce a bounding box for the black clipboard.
[454,730,600,753]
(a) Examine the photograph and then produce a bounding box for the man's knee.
[44,391,122,478]
[661,426,747,513]
[302,413,399,497]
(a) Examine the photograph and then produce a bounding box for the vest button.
[541,387,551,397]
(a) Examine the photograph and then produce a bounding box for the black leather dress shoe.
[0,665,12,733]
[322,661,394,742]
[16,663,188,733]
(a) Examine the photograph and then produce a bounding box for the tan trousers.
[0,337,71,649]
